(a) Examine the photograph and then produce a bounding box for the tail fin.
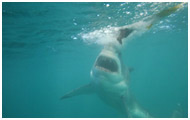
[171,103,184,118]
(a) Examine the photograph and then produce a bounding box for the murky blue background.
[2,2,188,118]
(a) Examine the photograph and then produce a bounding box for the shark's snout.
[95,55,118,73]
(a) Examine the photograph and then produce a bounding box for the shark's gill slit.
[95,55,118,72]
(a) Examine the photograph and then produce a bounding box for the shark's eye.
[95,55,118,72]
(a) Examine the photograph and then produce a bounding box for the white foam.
[80,20,149,48]
[80,26,120,46]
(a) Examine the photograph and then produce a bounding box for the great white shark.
[61,3,185,117]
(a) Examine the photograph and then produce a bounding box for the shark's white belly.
[91,69,129,113]
[97,77,127,96]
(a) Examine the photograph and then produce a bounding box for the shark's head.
[94,49,121,74]
[91,47,126,83]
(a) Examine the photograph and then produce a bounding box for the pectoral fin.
[61,83,94,100]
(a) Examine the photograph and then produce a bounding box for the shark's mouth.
[95,55,118,72]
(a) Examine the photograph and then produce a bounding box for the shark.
[61,3,185,117]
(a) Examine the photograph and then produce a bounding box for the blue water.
[2,2,188,118]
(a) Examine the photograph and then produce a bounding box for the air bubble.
[106,4,110,7]
[126,11,130,14]
[140,13,144,16]
[71,36,78,40]
[137,4,142,7]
